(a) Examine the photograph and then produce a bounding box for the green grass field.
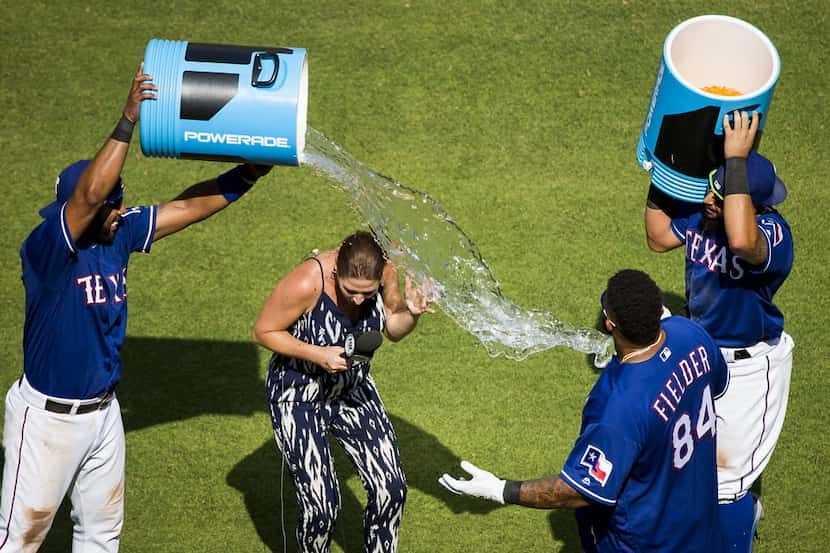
[1,1,828,551]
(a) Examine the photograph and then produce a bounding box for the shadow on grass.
[27,288,690,553]
[547,509,585,553]
[226,409,504,553]
[34,336,505,552]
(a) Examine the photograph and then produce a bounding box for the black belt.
[44,393,114,415]
[734,349,752,360]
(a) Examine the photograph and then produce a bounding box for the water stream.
[302,126,613,365]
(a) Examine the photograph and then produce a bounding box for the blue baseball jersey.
[21,203,157,399]
[670,209,793,347]
[560,316,728,553]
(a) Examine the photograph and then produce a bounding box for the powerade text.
[183,131,290,148]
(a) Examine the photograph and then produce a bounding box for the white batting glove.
[438,460,506,504]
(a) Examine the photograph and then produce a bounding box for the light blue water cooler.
[140,39,308,165]
[637,15,780,203]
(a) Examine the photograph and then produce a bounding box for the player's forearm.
[644,185,681,253]
[508,476,590,509]
[644,207,680,253]
[172,180,232,217]
[722,157,766,263]
[172,165,259,216]
[77,141,130,207]
[154,175,245,240]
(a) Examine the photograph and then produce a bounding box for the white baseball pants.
[715,332,794,501]
[0,377,125,552]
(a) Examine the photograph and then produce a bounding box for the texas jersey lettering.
[21,205,156,399]
[76,268,128,305]
[671,210,793,347]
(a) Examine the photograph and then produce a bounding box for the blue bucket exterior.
[140,39,307,166]
[637,18,780,203]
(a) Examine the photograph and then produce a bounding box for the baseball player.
[252,231,434,553]
[644,110,794,551]
[439,269,729,552]
[0,63,272,552]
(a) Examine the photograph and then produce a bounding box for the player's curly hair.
[336,231,386,281]
[605,269,663,346]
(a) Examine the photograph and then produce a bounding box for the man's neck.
[616,330,665,364]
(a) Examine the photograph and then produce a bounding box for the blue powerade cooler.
[140,39,308,166]
[636,15,780,203]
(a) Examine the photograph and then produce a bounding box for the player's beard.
[84,206,121,245]
[701,203,723,234]
[701,215,722,235]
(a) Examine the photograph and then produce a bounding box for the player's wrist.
[217,166,256,202]
[502,480,521,505]
[723,157,750,197]
[110,114,136,143]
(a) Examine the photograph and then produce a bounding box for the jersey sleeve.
[669,213,689,242]
[753,213,793,275]
[559,421,641,505]
[119,205,157,254]
[21,203,78,278]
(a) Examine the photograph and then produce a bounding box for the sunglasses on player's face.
[708,169,724,202]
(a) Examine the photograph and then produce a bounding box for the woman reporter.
[252,230,433,553]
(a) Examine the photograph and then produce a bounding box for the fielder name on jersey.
[558,316,727,553]
[651,345,712,423]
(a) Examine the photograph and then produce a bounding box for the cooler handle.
[252,52,279,87]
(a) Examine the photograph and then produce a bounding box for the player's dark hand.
[723,110,758,160]
[241,163,273,180]
[123,62,158,123]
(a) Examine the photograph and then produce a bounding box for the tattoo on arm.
[514,476,591,509]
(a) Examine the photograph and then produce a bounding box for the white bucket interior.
[667,15,779,97]
[296,55,309,161]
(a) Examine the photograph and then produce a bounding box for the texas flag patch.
[580,445,613,486]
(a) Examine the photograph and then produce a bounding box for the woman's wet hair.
[336,231,386,281]
[605,269,663,345]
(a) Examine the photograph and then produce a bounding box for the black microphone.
[342,330,383,362]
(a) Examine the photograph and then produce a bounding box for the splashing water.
[301,127,613,365]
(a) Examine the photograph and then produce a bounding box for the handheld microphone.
[342,330,383,362]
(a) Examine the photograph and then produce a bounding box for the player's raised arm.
[64,63,157,241]
[153,163,272,241]
[721,110,767,264]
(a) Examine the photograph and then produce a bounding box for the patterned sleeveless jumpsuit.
[266,258,407,553]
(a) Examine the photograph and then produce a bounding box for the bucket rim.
[663,14,781,101]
